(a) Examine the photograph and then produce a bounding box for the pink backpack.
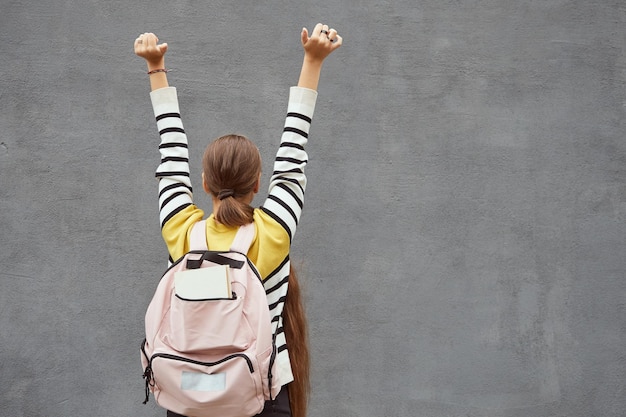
[141,221,281,417]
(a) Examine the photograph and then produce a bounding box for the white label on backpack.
[181,371,226,392]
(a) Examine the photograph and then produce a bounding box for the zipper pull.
[142,366,153,404]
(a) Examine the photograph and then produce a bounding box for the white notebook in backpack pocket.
[174,265,231,300]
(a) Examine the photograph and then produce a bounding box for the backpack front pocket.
[149,353,264,417]
[164,295,255,353]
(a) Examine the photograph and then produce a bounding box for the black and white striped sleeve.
[150,87,194,230]
[261,87,318,241]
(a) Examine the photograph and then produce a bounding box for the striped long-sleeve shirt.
[149,86,317,386]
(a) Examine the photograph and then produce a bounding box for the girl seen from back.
[134,23,342,417]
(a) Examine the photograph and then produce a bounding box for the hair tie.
[217,189,235,200]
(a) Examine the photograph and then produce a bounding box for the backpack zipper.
[150,352,254,374]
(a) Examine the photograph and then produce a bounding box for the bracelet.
[147,68,168,75]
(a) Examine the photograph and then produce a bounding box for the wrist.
[302,55,324,68]
[146,60,166,72]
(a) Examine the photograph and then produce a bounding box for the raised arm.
[261,24,342,240]
[134,32,201,263]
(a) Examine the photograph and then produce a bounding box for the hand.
[134,32,168,70]
[297,23,342,90]
[301,23,342,63]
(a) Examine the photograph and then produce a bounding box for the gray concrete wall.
[1,1,625,416]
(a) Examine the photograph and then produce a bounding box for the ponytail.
[284,264,310,417]
[214,193,255,226]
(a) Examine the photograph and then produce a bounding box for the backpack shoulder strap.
[189,220,209,251]
[230,222,256,254]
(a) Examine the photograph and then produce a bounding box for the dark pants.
[166,385,291,417]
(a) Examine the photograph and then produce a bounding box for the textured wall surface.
[1,1,625,416]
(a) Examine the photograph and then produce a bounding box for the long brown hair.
[204,135,310,415]
[202,134,261,226]
[284,264,310,417]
